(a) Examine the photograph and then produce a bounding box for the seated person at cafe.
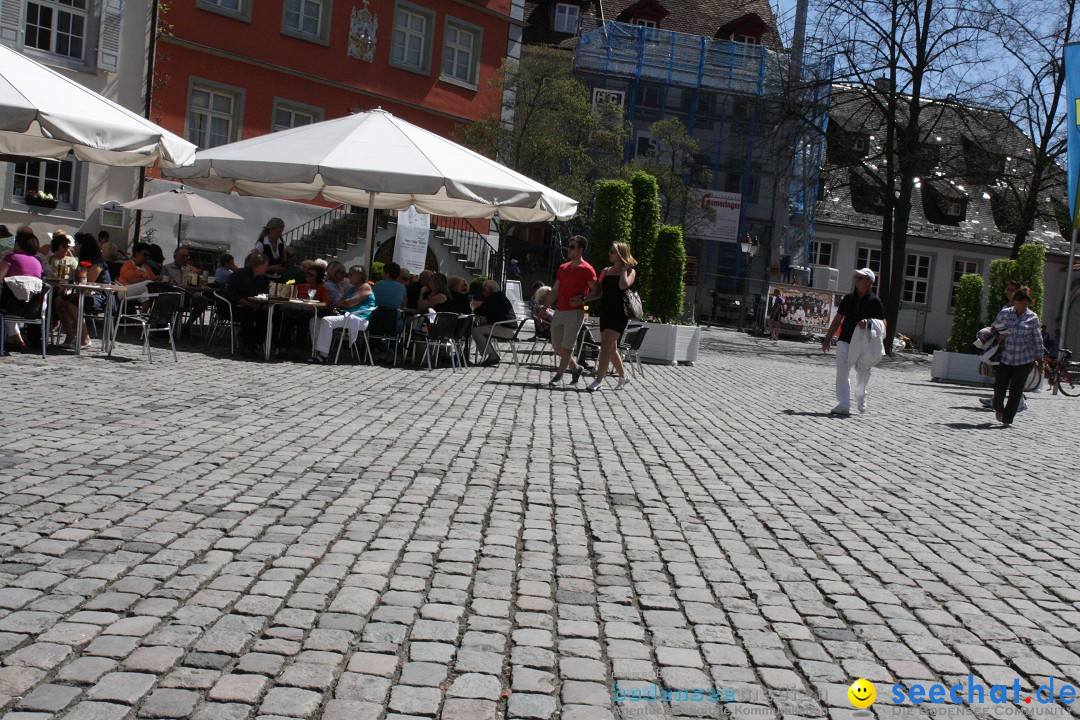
[374,262,407,310]
[162,246,212,333]
[311,266,376,364]
[447,275,472,314]
[44,233,78,279]
[279,246,305,285]
[418,272,451,314]
[146,243,166,277]
[0,227,44,351]
[226,252,271,357]
[406,269,431,310]
[324,261,348,303]
[53,234,112,350]
[471,279,517,367]
[214,254,237,286]
[276,265,332,359]
[117,242,162,298]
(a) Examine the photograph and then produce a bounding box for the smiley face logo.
[848,679,876,708]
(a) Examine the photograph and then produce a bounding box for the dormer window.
[947,201,964,217]
[871,195,885,208]
[635,18,657,27]
[852,137,865,153]
[734,34,758,44]
[553,3,579,33]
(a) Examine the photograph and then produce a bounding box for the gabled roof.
[522,0,782,50]
[816,85,1071,256]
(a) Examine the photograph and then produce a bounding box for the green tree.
[587,180,634,270]
[1016,242,1046,316]
[630,172,660,311]
[651,225,686,322]
[946,274,984,353]
[987,258,1021,324]
[629,118,715,234]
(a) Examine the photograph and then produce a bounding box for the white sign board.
[694,190,742,242]
[394,206,430,275]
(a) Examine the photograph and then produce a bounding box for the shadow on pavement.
[782,410,842,418]
[944,421,1003,430]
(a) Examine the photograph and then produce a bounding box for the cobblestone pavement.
[0,328,1078,720]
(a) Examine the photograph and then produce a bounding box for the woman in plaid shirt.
[991,286,1043,427]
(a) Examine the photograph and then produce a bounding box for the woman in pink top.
[1,228,44,351]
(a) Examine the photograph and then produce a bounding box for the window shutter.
[0,0,24,46]
[97,0,124,72]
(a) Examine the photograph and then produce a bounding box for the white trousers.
[314,313,368,356]
[835,341,871,409]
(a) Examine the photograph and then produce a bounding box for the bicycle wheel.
[1024,365,1042,392]
[1056,366,1080,396]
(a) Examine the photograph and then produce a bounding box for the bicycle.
[1043,349,1080,396]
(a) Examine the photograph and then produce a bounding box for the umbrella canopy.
[163,108,577,222]
[121,188,243,220]
[0,44,196,168]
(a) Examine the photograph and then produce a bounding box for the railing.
[284,205,379,259]
[282,204,350,248]
[432,215,496,278]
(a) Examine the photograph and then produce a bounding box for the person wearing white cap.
[822,267,885,415]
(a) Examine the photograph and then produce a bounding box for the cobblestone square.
[0,329,1077,720]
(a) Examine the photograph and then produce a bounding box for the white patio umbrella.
[0,44,195,167]
[163,108,577,265]
[121,187,243,245]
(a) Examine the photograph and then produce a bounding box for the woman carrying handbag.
[584,242,637,392]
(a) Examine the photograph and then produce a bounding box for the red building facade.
[152,0,516,152]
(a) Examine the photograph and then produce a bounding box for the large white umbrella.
[0,44,195,167]
[163,108,577,263]
[121,187,244,245]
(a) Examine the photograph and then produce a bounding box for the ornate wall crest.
[348,1,378,62]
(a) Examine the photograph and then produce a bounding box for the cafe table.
[248,296,327,361]
[46,280,127,356]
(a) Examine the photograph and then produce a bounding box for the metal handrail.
[432,215,494,277]
[282,204,349,248]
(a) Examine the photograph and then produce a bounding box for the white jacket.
[846,318,886,370]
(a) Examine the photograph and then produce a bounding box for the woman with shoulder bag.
[584,242,637,392]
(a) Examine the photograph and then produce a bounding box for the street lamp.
[739,233,759,331]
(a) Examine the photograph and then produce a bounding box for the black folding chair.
[618,325,648,376]
[205,292,240,354]
[0,282,51,357]
[418,312,466,371]
[367,306,403,367]
[110,292,183,363]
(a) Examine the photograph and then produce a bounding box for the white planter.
[931,350,991,386]
[637,322,701,365]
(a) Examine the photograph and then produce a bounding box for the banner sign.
[693,190,742,242]
[762,282,844,336]
[1066,42,1080,226]
[394,206,430,275]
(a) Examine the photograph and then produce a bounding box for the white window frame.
[857,247,881,293]
[734,33,758,44]
[272,98,324,132]
[947,200,964,217]
[903,253,931,305]
[185,78,245,150]
[22,0,90,66]
[809,240,834,267]
[634,18,656,28]
[196,0,252,22]
[440,16,481,89]
[553,3,579,33]
[950,258,980,309]
[6,154,84,216]
[390,1,434,75]
[281,0,332,45]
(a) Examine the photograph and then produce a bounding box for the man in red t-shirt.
[540,235,596,386]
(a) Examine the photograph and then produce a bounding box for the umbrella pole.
[178,214,183,250]
[365,191,376,269]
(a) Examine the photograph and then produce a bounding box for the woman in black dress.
[585,242,637,392]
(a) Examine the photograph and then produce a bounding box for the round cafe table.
[247,296,327,361]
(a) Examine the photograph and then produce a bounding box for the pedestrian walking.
[767,288,785,341]
[541,235,596,386]
[990,286,1042,427]
[979,280,1024,412]
[584,242,637,392]
[822,267,885,415]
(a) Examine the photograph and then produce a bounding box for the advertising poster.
[764,283,844,336]
[394,206,430,275]
[693,190,742,242]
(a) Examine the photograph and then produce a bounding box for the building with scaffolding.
[530,0,831,320]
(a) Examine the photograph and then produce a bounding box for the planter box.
[637,322,701,365]
[931,350,991,386]
[24,196,58,209]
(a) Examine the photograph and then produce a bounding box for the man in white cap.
[822,267,885,415]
